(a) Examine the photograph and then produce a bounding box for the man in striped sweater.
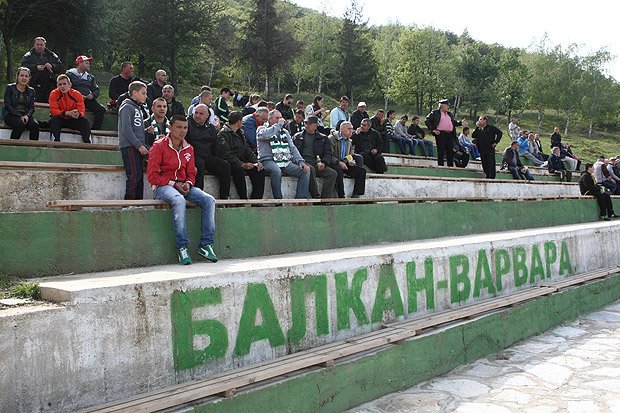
[256,110,310,199]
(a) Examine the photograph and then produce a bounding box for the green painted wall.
[0,198,610,277]
[189,274,620,413]
[0,145,121,165]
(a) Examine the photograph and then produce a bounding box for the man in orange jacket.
[48,74,91,143]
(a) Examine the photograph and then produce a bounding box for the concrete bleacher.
[2,129,619,413]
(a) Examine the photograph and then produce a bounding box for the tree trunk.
[4,35,13,84]
[384,96,388,112]
[169,47,178,89]
[208,63,214,86]
[588,118,593,139]
[137,54,145,78]
[537,109,544,132]
[318,67,323,94]
[564,110,570,136]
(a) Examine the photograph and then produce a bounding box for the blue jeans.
[461,143,480,159]
[262,160,310,199]
[507,166,534,181]
[154,185,216,249]
[420,139,434,156]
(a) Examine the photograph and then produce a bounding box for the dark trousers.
[479,147,497,179]
[435,132,454,166]
[121,146,144,200]
[333,163,366,197]
[33,83,53,103]
[229,163,265,199]
[593,190,615,217]
[361,152,387,174]
[197,155,232,199]
[84,98,106,130]
[49,116,91,142]
[3,113,39,140]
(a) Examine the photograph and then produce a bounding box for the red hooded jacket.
[48,88,85,118]
[147,135,196,188]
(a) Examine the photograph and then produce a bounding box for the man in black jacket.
[186,105,232,196]
[352,118,387,174]
[471,115,503,179]
[503,141,534,180]
[21,37,63,102]
[275,94,294,121]
[217,111,265,199]
[350,102,369,129]
[548,147,572,182]
[579,163,616,220]
[162,85,185,118]
[147,70,167,104]
[66,55,106,130]
[108,61,139,109]
[293,116,337,198]
[425,99,467,166]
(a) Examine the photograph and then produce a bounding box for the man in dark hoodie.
[118,81,149,200]
[21,37,63,102]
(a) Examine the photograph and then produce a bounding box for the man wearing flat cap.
[293,115,337,198]
[350,101,369,130]
[66,55,106,130]
[425,99,468,167]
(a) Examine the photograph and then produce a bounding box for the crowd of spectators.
[2,38,618,263]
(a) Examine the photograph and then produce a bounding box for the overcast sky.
[290,0,620,80]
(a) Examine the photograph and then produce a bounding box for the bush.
[9,282,41,300]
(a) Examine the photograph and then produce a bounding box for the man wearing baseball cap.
[66,55,106,130]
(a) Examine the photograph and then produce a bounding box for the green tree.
[240,0,300,99]
[578,49,616,138]
[389,27,456,115]
[455,41,501,118]
[337,0,377,100]
[493,48,529,120]
[372,24,405,110]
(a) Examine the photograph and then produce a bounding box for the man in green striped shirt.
[257,110,311,199]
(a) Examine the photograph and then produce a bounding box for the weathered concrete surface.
[0,222,617,412]
[0,168,581,211]
[181,276,620,413]
[349,300,620,413]
[1,198,610,277]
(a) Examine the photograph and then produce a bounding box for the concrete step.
[1,196,612,277]
[0,162,581,212]
[385,163,569,182]
[3,220,619,412]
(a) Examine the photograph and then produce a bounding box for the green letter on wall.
[559,241,574,277]
[406,258,435,313]
[335,269,370,331]
[234,283,285,357]
[288,275,329,345]
[513,247,528,287]
[171,288,229,371]
[450,255,471,304]
[474,249,496,298]
[371,264,405,323]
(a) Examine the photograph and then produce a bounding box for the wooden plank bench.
[82,267,620,412]
[0,161,123,172]
[44,196,591,212]
[0,137,118,151]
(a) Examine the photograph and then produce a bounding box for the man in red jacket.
[48,74,91,142]
[147,115,217,265]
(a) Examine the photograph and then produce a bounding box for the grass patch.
[9,282,41,300]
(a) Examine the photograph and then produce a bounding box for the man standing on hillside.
[471,115,503,179]
[21,37,63,102]
[425,99,467,167]
[66,55,106,130]
[108,61,139,109]
[147,70,167,104]
[214,87,232,123]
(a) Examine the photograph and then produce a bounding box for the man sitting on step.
[352,118,387,174]
[147,115,218,265]
[502,141,534,181]
[48,74,91,143]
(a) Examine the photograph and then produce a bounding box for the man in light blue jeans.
[147,115,217,265]
[256,109,311,199]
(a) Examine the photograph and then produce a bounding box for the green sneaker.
[178,246,192,265]
[197,244,218,262]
